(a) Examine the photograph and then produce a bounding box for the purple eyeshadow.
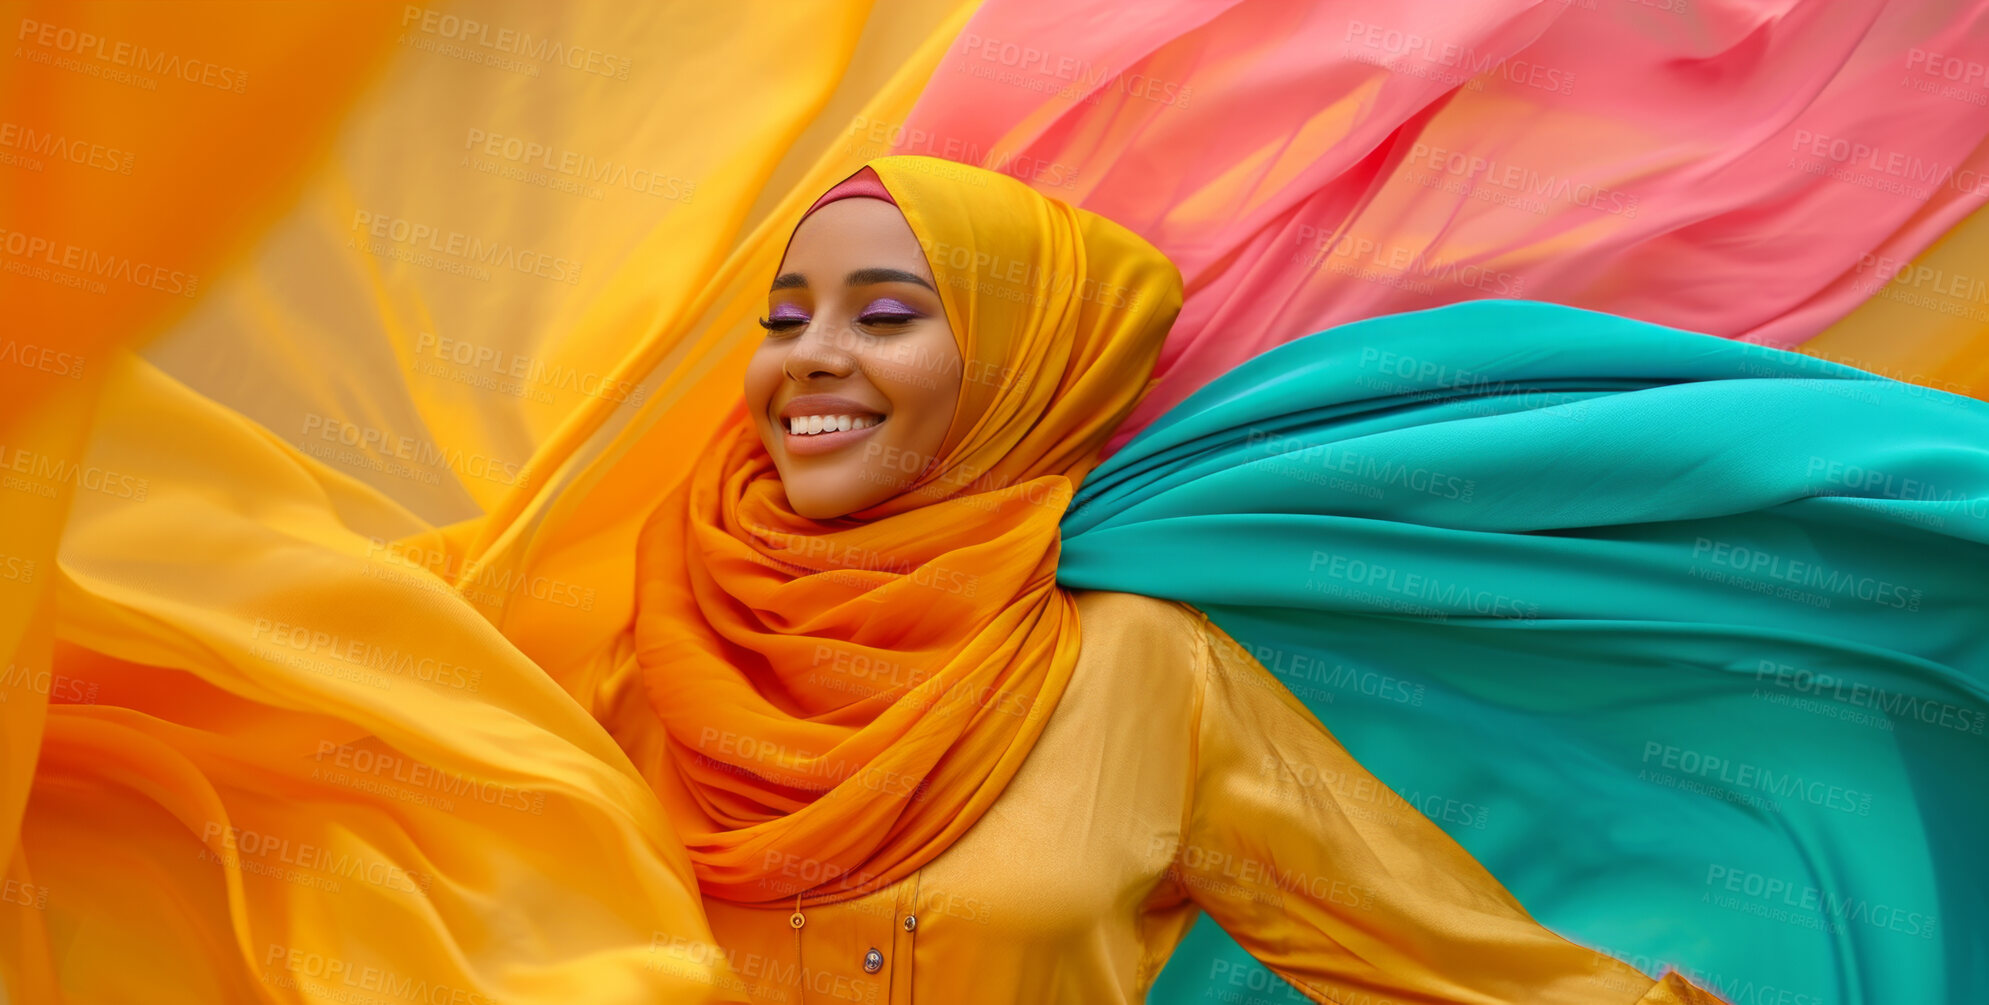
[768,303,811,321]
[862,298,921,315]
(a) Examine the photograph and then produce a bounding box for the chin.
[779,473,868,521]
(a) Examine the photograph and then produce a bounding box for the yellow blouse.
[681,591,1720,1005]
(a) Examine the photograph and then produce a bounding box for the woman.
[617,157,1724,1003]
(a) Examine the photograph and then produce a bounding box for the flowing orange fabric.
[628,155,1183,904]
[6,1,1976,1002]
[0,5,402,1000]
[1803,199,1989,402]
[7,5,989,1003]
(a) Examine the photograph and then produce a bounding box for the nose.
[782,319,859,382]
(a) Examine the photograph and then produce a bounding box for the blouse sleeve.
[1171,604,1728,1005]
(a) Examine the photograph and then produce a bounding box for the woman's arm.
[1170,604,1727,1005]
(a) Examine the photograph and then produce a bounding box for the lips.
[775,393,887,458]
[778,393,886,422]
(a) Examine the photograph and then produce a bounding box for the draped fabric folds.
[900,0,1989,446]
[9,5,991,1003]
[9,0,1989,1003]
[1059,300,1989,1005]
[626,157,1182,904]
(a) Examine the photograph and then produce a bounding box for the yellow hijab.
[631,156,1183,905]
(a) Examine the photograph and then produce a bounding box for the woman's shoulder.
[1067,590,1293,716]
[1066,590,1215,700]
[1069,589,1210,640]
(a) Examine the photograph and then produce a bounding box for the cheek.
[865,337,960,458]
[743,349,782,416]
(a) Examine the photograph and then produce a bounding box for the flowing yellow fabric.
[7,2,1970,1003]
[1802,201,1989,403]
[628,156,1183,904]
[10,3,992,1003]
[1,4,403,1000]
[687,590,1727,1004]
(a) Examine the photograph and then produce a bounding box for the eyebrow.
[770,268,936,292]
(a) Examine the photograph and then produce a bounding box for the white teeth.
[785,414,882,435]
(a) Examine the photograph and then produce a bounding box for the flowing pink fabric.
[899,0,1989,450]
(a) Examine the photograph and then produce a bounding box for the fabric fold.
[1064,300,1988,1005]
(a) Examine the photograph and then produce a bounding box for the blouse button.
[902,913,918,933]
[863,947,884,973]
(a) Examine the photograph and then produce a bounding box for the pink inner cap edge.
[802,166,897,217]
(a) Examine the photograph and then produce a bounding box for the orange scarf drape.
[631,156,1183,905]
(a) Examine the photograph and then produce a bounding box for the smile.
[782,414,886,457]
[786,414,882,435]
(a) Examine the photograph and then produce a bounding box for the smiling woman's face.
[744,197,964,520]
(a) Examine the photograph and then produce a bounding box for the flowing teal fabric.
[1058,300,1989,1005]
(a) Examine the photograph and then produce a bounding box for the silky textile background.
[7,1,1989,1003]
[1066,301,1989,1005]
